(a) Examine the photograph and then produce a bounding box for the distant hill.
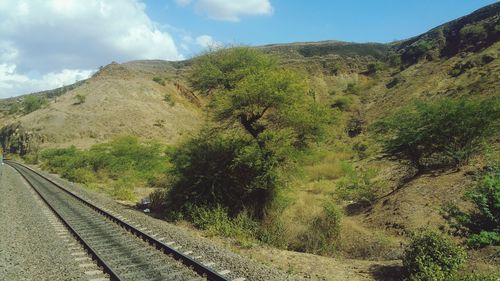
[0,2,498,154]
[0,61,203,152]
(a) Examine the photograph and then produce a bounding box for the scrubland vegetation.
[30,44,500,280]
[36,136,170,200]
[14,7,500,278]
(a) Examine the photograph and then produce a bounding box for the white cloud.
[195,35,222,49]
[0,63,94,98]
[177,0,273,22]
[0,0,182,97]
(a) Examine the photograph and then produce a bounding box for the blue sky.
[0,0,497,97]
[147,0,497,51]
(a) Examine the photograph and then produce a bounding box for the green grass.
[38,136,171,201]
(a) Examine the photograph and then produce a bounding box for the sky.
[0,0,497,98]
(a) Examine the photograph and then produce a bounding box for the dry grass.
[304,151,352,181]
[0,62,203,150]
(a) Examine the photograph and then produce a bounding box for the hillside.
[0,60,203,152]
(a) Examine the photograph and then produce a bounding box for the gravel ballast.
[0,164,106,281]
[30,163,297,281]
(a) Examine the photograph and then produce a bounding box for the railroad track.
[6,161,232,281]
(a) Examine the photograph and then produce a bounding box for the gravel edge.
[28,163,298,281]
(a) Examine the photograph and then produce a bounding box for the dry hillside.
[0,60,203,151]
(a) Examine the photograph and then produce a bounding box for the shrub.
[467,231,500,249]
[8,103,19,114]
[446,158,499,248]
[403,230,466,281]
[22,95,47,114]
[346,115,363,137]
[448,272,500,281]
[258,216,288,248]
[460,24,487,42]
[344,83,360,95]
[373,97,500,172]
[297,202,342,255]
[111,177,136,201]
[336,161,380,205]
[367,62,384,75]
[388,53,402,67]
[386,77,400,89]
[163,93,175,106]
[331,96,352,111]
[152,77,166,86]
[23,153,39,164]
[74,94,86,105]
[39,137,169,200]
[352,141,369,159]
[409,41,433,59]
[189,206,257,242]
[164,132,282,219]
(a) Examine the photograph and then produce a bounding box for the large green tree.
[189,47,330,148]
[161,47,331,219]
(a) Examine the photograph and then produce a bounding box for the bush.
[460,24,487,42]
[331,96,353,111]
[352,141,369,159]
[111,177,136,201]
[22,95,47,114]
[386,77,400,88]
[446,158,499,248]
[164,132,282,219]
[344,83,360,95]
[297,202,342,255]
[189,206,257,242]
[8,103,19,114]
[258,216,288,248]
[367,62,384,75]
[403,230,466,281]
[163,93,175,106]
[39,137,169,200]
[448,272,500,281]
[388,53,402,67]
[373,97,500,172]
[408,40,433,61]
[152,77,166,86]
[336,161,380,205]
[74,94,86,105]
[467,231,500,249]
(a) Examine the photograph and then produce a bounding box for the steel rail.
[7,161,124,281]
[7,161,230,281]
